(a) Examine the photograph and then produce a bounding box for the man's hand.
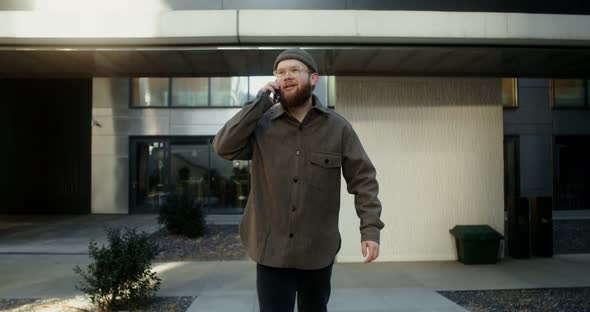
[260,81,280,96]
[259,81,281,104]
[361,241,380,264]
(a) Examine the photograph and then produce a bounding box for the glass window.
[249,76,275,100]
[553,79,586,108]
[503,136,519,212]
[131,78,169,107]
[132,140,170,213]
[131,137,250,215]
[328,76,336,108]
[172,78,208,107]
[314,76,328,107]
[555,136,590,210]
[129,76,340,108]
[210,77,249,107]
[502,78,518,108]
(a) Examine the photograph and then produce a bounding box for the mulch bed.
[0,296,195,312]
[151,224,248,262]
[439,287,590,312]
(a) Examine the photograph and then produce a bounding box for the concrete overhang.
[0,10,589,77]
[1,46,590,78]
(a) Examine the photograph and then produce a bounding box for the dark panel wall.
[504,79,590,198]
[0,79,91,214]
[1,0,590,14]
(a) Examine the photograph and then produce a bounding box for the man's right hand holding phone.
[260,81,281,104]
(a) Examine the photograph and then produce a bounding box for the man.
[213,49,384,311]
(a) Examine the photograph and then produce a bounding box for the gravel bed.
[439,287,590,312]
[0,296,195,312]
[151,224,247,262]
[554,219,590,254]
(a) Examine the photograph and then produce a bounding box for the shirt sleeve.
[341,124,385,244]
[212,93,274,160]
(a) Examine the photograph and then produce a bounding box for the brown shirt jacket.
[213,93,384,270]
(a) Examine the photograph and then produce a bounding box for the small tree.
[74,227,161,312]
[158,192,206,238]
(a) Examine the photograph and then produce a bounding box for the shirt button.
[291,206,296,212]
[293,177,298,183]
[299,125,303,131]
[296,150,301,156]
[289,233,294,238]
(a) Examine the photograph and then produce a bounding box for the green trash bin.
[449,225,504,265]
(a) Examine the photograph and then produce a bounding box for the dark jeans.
[256,262,333,312]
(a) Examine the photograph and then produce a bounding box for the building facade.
[1,1,590,262]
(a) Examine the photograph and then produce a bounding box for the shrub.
[158,192,206,238]
[74,227,161,312]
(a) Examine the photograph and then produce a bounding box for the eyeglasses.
[273,66,312,79]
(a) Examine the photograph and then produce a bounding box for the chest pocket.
[308,152,342,190]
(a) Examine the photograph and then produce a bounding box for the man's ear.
[310,72,320,87]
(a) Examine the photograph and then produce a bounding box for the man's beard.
[281,79,313,109]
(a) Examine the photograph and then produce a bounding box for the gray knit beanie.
[273,49,318,73]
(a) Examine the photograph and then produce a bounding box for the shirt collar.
[270,94,329,120]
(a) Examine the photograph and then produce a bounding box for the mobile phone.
[266,86,281,104]
[272,86,281,104]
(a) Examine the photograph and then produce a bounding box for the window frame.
[129,76,336,109]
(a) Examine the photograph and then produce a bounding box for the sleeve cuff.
[360,227,381,244]
[253,91,274,111]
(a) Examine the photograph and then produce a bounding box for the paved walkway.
[1,215,590,312]
[0,214,160,254]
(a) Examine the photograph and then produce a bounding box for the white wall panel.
[170,124,225,136]
[91,155,129,214]
[91,117,132,136]
[93,107,131,117]
[92,135,128,156]
[336,77,504,262]
[128,116,171,135]
[128,109,172,118]
[92,77,129,108]
[169,108,240,135]
[170,108,241,124]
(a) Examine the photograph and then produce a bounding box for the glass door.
[208,148,250,214]
[130,138,170,214]
[129,136,250,214]
[169,138,210,207]
[504,135,520,256]
[504,136,520,213]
